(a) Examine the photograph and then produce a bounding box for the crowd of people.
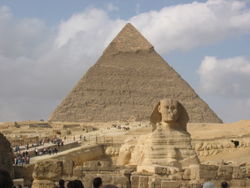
[13,137,65,166]
[14,146,61,165]
[14,151,30,165]
[13,137,64,153]
[56,177,118,188]
[34,147,58,156]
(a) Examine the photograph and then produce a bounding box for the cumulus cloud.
[1,0,250,121]
[198,56,250,122]
[198,56,250,97]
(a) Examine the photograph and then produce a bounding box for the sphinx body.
[117,98,199,169]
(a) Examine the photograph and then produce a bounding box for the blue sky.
[0,0,250,122]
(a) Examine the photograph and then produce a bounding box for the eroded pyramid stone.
[49,23,222,123]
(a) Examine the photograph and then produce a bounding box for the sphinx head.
[150,98,189,131]
[158,99,179,123]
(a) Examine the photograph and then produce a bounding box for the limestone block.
[82,160,111,170]
[245,179,250,186]
[190,184,202,188]
[137,165,157,174]
[181,156,200,167]
[246,166,250,178]
[148,178,161,188]
[183,168,191,180]
[230,179,246,187]
[113,176,130,188]
[155,166,171,175]
[169,172,183,180]
[232,166,246,179]
[0,133,14,177]
[33,160,63,180]
[217,166,233,180]
[138,176,149,188]
[32,179,55,188]
[190,165,218,180]
[73,166,83,178]
[62,159,74,176]
[161,181,180,188]
[131,175,139,188]
[121,166,136,175]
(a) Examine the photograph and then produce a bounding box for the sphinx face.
[158,99,179,123]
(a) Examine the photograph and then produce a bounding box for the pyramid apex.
[124,22,135,28]
[105,23,153,53]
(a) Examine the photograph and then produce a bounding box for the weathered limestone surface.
[118,99,199,169]
[32,159,131,188]
[0,132,14,177]
[31,158,250,188]
[49,23,222,123]
[32,180,55,188]
[14,164,34,186]
[33,160,63,180]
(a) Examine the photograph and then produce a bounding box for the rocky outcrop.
[0,133,14,177]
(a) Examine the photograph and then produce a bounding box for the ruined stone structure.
[49,23,222,123]
[0,133,14,177]
[31,158,250,188]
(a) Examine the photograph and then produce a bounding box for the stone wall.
[0,132,14,177]
[31,159,250,188]
[45,145,105,166]
[31,159,132,188]
[193,138,250,157]
[14,164,34,186]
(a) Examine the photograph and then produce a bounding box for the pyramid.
[49,23,222,123]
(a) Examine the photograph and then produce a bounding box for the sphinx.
[117,98,199,170]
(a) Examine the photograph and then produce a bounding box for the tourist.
[93,177,102,188]
[58,179,65,188]
[221,181,229,188]
[35,148,38,156]
[67,180,84,188]
[67,181,74,188]
[73,180,84,188]
[0,169,13,188]
[49,148,52,155]
[202,181,215,188]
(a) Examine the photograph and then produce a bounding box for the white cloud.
[106,3,119,12]
[1,0,250,121]
[198,56,250,97]
[198,56,250,122]
[55,0,250,54]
